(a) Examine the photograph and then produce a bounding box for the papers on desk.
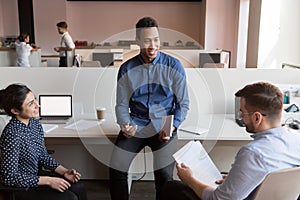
[42,124,58,133]
[64,119,102,131]
[179,125,209,135]
[173,140,222,187]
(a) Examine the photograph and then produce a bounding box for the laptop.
[39,94,73,124]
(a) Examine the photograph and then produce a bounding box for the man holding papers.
[162,82,300,200]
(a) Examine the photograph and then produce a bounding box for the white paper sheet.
[42,124,58,133]
[64,119,102,131]
[179,125,209,135]
[173,140,222,187]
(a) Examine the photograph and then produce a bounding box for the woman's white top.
[15,41,32,67]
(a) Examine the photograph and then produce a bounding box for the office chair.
[0,184,28,200]
[252,167,300,200]
[81,60,102,67]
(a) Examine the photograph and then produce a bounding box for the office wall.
[32,1,203,55]
[0,0,3,36]
[205,0,238,51]
[0,0,19,37]
[33,0,66,55]
[66,1,202,46]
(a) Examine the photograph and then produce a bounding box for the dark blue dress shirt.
[115,51,190,132]
[0,117,59,187]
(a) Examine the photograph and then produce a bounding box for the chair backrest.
[81,60,102,67]
[252,167,300,200]
[202,63,225,68]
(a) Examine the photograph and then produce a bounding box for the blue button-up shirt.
[0,117,59,187]
[203,126,300,200]
[115,51,189,132]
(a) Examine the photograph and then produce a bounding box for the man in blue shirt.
[109,17,189,200]
[162,82,300,200]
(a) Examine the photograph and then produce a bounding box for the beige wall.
[33,0,66,55]
[0,0,3,36]
[205,0,240,68]
[31,1,204,55]
[66,2,202,46]
[0,0,18,37]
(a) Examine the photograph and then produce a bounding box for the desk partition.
[0,68,300,179]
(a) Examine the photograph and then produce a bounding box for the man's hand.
[176,162,193,184]
[54,47,60,52]
[215,173,228,184]
[121,122,137,138]
[159,126,175,142]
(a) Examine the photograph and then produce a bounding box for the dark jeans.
[15,170,87,200]
[161,180,200,200]
[59,56,67,67]
[109,124,178,200]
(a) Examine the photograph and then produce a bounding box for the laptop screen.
[39,95,72,118]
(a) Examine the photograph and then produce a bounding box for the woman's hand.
[39,176,71,192]
[63,169,81,183]
[49,177,71,192]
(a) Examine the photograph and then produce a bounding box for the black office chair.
[0,184,28,200]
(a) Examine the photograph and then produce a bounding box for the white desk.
[44,114,251,140]
[43,113,253,180]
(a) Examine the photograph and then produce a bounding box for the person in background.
[54,21,75,67]
[109,16,190,200]
[0,83,87,200]
[15,32,37,67]
[162,81,300,200]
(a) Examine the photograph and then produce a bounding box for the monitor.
[199,53,221,68]
[92,53,114,67]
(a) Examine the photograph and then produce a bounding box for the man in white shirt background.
[54,21,75,67]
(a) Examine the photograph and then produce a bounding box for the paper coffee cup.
[96,107,106,120]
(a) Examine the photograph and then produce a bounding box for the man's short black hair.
[136,17,158,39]
[56,21,68,29]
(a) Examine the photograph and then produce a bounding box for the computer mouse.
[289,123,300,130]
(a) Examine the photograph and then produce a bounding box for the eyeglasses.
[238,111,267,117]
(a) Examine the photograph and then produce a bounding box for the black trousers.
[59,56,67,67]
[15,170,87,200]
[161,180,200,200]
[109,124,178,200]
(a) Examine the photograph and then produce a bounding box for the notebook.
[39,94,72,124]
[161,115,174,138]
[179,125,209,135]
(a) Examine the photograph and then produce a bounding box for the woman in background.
[0,83,87,200]
[15,32,37,67]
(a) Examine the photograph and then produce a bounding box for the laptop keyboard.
[40,117,70,124]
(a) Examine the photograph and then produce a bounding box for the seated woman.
[0,83,87,200]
